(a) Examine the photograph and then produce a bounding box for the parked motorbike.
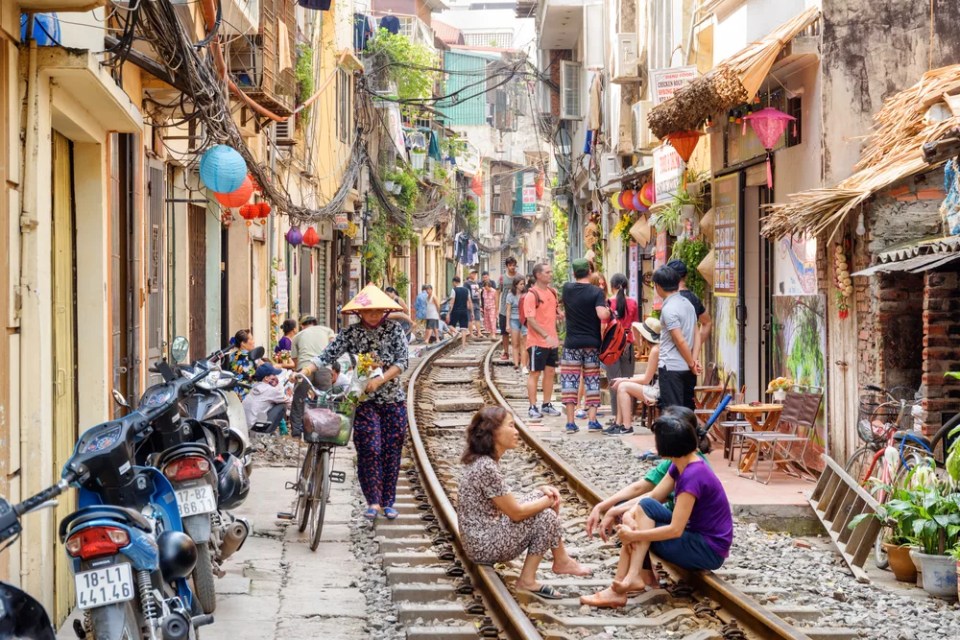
[64,364,216,640]
[130,339,258,614]
[0,478,73,640]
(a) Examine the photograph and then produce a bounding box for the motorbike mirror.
[112,389,130,408]
[250,346,266,361]
[171,336,190,363]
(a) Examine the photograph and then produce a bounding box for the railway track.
[373,338,855,640]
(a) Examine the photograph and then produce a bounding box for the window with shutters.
[560,61,582,120]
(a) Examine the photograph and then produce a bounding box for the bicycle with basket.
[845,383,932,569]
[287,374,358,551]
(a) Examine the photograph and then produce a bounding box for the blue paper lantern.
[199,145,247,193]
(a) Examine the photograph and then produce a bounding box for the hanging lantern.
[619,189,635,210]
[471,173,483,197]
[199,145,247,193]
[610,192,623,210]
[285,226,303,246]
[302,226,319,248]
[664,130,704,164]
[743,107,796,189]
[535,171,545,199]
[238,203,258,226]
[639,182,655,207]
[257,202,272,225]
[632,192,644,212]
[215,176,254,207]
[221,209,234,227]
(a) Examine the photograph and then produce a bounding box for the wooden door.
[188,205,207,360]
[146,165,165,384]
[51,132,78,622]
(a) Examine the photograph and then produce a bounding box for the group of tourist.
[455,257,733,607]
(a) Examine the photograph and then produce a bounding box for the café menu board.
[713,174,739,297]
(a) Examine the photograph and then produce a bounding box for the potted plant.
[905,480,960,598]
[410,148,426,171]
[765,377,794,402]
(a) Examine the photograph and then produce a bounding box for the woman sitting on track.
[581,413,732,608]
[457,406,591,599]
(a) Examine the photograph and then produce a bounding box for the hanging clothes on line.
[354,13,375,51]
[379,14,401,34]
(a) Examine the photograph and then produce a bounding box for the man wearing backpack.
[560,259,611,433]
[498,257,520,361]
[524,263,563,420]
[467,270,483,338]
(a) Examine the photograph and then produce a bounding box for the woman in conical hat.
[306,285,409,521]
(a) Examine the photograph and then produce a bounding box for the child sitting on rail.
[581,413,732,608]
[457,406,591,599]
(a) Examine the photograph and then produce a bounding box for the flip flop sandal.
[383,507,399,520]
[519,585,564,600]
[363,507,379,520]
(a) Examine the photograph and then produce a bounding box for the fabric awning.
[647,6,820,139]
[851,236,960,276]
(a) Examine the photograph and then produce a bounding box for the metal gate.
[188,205,207,360]
[52,131,78,623]
[146,164,165,384]
[110,133,140,414]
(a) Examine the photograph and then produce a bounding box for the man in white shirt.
[244,363,291,433]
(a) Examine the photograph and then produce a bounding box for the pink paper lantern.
[743,107,795,189]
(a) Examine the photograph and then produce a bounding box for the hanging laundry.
[583,129,593,155]
[428,131,442,161]
[588,72,602,131]
[354,13,375,51]
[278,21,293,71]
[379,14,401,35]
[299,0,333,10]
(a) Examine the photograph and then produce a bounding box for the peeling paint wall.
[821,0,960,184]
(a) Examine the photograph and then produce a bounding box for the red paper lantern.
[639,182,655,207]
[535,172,545,199]
[743,107,796,188]
[214,176,254,207]
[238,203,258,226]
[471,173,483,197]
[257,201,272,225]
[664,130,703,163]
[302,226,319,247]
[619,190,635,210]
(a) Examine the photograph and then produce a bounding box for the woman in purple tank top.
[581,414,733,608]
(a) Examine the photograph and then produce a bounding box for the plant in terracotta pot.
[904,480,960,598]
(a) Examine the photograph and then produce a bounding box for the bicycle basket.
[857,391,899,443]
[303,391,355,446]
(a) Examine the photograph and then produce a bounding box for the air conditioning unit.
[612,33,640,83]
[599,153,619,186]
[494,216,506,235]
[275,115,296,145]
[632,101,658,150]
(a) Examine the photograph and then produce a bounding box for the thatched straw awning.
[647,7,820,139]
[762,64,960,239]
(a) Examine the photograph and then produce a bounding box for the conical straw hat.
[697,248,716,287]
[699,207,715,240]
[630,215,651,245]
[341,284,403,314]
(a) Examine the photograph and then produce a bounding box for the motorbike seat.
[155,442,214,467]
[59,505,153,542]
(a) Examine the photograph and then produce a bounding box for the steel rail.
[481,345,811,640]
[406,340,544,640]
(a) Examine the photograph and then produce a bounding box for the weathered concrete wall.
[821,0,960,184]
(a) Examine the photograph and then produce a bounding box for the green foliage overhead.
[368,29,439,112]
[385,167,420,210]
[295,44,314,125]
[670,237,711,301]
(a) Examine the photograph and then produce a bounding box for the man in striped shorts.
[560,259,611,433]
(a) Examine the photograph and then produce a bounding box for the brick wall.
[921,267,960,435]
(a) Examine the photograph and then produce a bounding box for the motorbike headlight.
[197,370,221,391]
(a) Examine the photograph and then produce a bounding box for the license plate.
[75,563,134,610]
[175,485,217,517]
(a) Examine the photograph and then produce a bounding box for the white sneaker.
[521,366,529,375]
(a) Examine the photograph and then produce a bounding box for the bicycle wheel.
[844,446,880,486]
[297,444,317,533]
[309,448,332,551]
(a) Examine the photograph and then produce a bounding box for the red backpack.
[598,311,629,365]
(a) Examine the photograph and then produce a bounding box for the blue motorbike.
[60,368,215,640]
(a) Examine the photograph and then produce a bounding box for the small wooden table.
[726,403,783,473]
[694,385,724,410]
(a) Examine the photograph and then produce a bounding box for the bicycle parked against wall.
[845,384,931,569]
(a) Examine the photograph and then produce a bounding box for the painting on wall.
[774,233,817,296]
[713,296,739,388]
[771,294,827,470]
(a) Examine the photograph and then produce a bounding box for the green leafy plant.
[549,201,569,286]
[440,135,467,160]
[459,198,478,234]
[294,44,315,126]
[394,272,410,298]
[385,167,420,210]
[670,237,711,300]
[367,30,439,116]
[655,189,700,234]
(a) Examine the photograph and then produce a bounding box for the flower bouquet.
[275,349,294,367]
[766,376,794,402]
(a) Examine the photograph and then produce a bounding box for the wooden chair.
[738,387,823,484]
